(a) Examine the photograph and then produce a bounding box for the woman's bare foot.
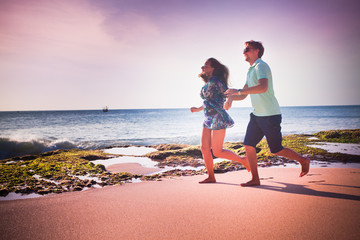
[199,177,216,184]
[240,179,260,187]
[300,157,310,177]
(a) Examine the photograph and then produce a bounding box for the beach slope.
[1,167,359,240]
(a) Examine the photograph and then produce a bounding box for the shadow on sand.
[213,181,360,201]
[259,181,360,201]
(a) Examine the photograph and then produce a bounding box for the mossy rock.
[141,174,162,181]
[152,144,191,151]
[214,161,245,173]
[254,129,360,162]
[0,188,10,197]
[146,146,202,160]
[0,149,115,196]
[1,129,359,198]
[155,155,203,168]
[314,129,360,143]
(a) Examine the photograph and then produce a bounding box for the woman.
[191,58,249,183]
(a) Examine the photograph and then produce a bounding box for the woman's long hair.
[207,58,229,87]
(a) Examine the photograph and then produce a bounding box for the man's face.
[243,44,259,63]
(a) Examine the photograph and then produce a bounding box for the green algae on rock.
[1,129,359,198]
[314,129,360,143]
[0,149,141,197]
[252,129,360,163]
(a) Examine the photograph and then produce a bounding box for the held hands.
[224,89,246,110]
[225,88,240,97]
[224,97,233,110]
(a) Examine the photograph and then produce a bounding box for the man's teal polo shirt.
[246,58,281,116]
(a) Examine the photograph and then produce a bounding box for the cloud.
[0,0,122,62]
[100,11,160,45]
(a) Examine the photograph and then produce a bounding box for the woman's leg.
[199,127,216,183]
[211,129,250,171]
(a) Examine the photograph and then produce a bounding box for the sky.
[0,0,360,111]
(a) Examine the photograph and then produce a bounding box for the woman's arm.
[190,106,204,113]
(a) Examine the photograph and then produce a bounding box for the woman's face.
[201,60,214,76]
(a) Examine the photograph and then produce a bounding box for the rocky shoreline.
[0,129,359,198]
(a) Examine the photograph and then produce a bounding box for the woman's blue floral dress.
[201,76,234,130]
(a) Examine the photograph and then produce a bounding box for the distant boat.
[102,106,109,112]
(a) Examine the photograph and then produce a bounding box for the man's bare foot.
[241,157,251,172]
[240,179,260,187]
[199,177,216,184]
[300,157,310,177]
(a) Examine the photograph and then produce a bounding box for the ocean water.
[0,105,359,159]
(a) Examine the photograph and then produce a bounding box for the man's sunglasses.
[243,47,255,53]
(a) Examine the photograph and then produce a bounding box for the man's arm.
[225,78,268,96]
[239,78,268,95]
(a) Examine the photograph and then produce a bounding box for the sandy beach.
[1,167,359,240]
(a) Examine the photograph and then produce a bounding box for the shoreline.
[1,129,359,200]
[1,167,359,239]
[1,161,359,202]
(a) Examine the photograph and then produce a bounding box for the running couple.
[191,40,310,186]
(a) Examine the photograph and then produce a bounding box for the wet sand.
[106,162,163,175]
[1,167,359,240]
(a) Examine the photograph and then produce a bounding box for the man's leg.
[241,145,260,186]
[274,148,310,177]
[263,115,310,177]
[241,113,264,186]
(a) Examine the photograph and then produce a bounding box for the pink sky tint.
[0,0,359,111]
[0,0,118,61]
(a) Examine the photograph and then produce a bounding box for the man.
[225,40,310,187]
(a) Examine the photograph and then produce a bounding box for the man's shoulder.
[255,58,269,66]
[254,59,271,71]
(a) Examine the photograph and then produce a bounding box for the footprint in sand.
[308,180,326,183]
[260,177,274,180]
[307,173,322,176]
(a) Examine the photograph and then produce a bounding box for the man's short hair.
[245,40,264,58]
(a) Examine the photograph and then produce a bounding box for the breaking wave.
[0,138,84,160]
[0,136,195,160]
